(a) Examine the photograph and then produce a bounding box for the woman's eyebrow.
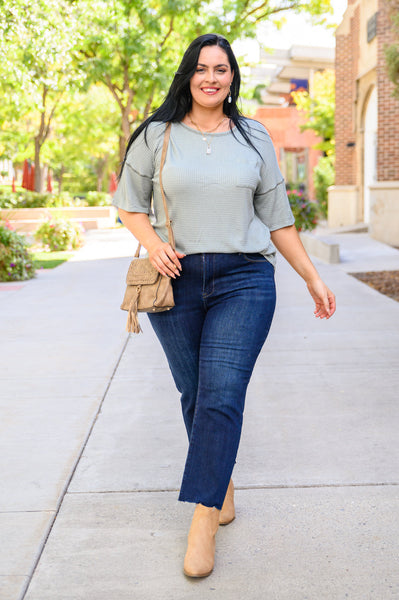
[197,63,229,68]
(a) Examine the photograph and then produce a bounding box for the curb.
[300,232,340,264]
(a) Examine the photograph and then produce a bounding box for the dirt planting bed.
[351,270,399,303]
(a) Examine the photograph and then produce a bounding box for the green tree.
[292,70,335,214]
[385,0,399,97]
[75,0,333,161]
[0,4,32,164]
[313,155,334,217]
[46,85,120,193]
[0,0,334,185]
[0,93,31,166]
[0,0,83,191]
[291,69,335,155]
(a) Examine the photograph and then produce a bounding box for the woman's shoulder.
[139,120,168,147]
[126,121,167,163]
[239,117,271,140]
[146,120,168,135]
[237,117,275,155]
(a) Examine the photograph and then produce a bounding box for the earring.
[228,87,232,104]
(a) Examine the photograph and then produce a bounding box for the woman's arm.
[271,224,336,319]
[118,209,185,279]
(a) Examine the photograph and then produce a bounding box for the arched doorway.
[363,87,377,223]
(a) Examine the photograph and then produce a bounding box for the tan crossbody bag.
[120,123,175,333]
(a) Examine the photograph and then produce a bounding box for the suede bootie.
[183,503,220,578]
[219,479,235,525]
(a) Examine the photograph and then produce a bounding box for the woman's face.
[190,45,234,111]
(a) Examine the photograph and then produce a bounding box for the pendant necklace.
[188,115,227,155]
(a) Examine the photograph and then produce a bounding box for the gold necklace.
[188,115,227,155]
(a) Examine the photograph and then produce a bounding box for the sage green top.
[112,119,295,266]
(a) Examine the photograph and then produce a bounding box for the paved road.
[1,227,398,600]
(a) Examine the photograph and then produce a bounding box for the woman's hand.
[117,210,185,278]
[148,241,185,279]
[306,277,336,319]
[271,225,336,319]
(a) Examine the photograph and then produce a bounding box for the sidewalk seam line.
[0,510,55,514]
[65,481,399,495]
[19,333,131,600]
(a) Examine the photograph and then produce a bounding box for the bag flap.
[126,258,160,285]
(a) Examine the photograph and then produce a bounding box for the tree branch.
[104,74,124,110]
[136,16,175,122]
[123,63,129,93]
[43,93,63,143]
[159,16,174,50]
[143,86,156,121]
[243,0,268,19]
[125,88,134,120]
[253,3,299,19]
[36,86,48,146]
[238,0,299,24]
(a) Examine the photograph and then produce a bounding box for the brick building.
[329,0,399,245]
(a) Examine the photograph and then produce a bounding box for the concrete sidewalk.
[1,228,399,600]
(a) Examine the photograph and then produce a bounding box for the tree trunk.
[120,105,132,163]
[57,165,65,194]
[34,86,60,192]
[96,156,108,192]
[118,135,126,167]
[34,87,48,193]
[103,72,135,163]
[34,136,43,193]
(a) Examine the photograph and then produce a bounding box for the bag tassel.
[126,286,142,334]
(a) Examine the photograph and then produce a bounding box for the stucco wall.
[254,106,323,200]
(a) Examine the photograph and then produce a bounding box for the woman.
[113,33,336,578]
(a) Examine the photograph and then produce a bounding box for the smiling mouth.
[201,88,220,94]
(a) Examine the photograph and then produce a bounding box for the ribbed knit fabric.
[112,119,295,266]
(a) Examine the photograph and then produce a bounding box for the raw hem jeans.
[148,252,276,509]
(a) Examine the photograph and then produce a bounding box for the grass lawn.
[33,251,74,269]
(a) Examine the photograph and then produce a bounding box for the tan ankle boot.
[219,479,235,525]
[183,503,220,578]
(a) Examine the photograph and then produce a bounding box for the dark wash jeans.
[148,252,276,509]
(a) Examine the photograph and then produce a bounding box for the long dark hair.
[119,33,261,176]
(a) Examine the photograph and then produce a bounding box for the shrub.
[0,222,35,281]
[0,190,103,209]
[0,191,50,209]
[34,218,84,251]
[287,189,319,232]
[85,191,111,206]
[0,190,70,209]
[47,192,78,207]
[313,155,335,218]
